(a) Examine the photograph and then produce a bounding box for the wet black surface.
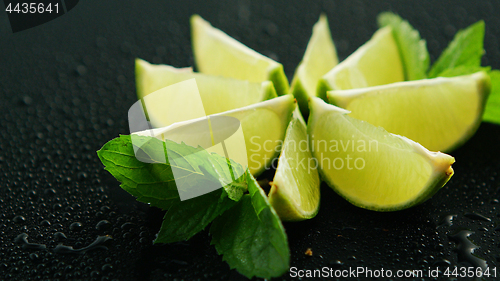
[1,0,500,280]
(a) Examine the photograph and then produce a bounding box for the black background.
[1,0,500,280]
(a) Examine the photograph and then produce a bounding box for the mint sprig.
[97,135,246,210]
[428,20,485,78]
[378,12,430,80]
[381,13,500,124]
[210,172,290,279]
[483,70,500,124]
[97,135,289,278]
[155,186,239,244]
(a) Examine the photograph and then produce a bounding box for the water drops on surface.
[449,230,488,270]
[120,222,134,231]
[21,96,33,106]
[96,220,111,231]
[53,232,67,242]
[329,259,343,267]
[29,253,40,261]
[464,212,492,222]
[14,233,47,250]
[69,222,83,232]
[437,214,456,227]
[12,215,26,223]
[44,188,57,196]
[432,258,451,267]
[53,235,112,254]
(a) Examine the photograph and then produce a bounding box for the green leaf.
[97,135,246,210]
[210,172,290,279]
[483,70,500,125]
[436,65,490,77]
[378,12,430,80]
[428,21,485,78]
[155,188,239,244]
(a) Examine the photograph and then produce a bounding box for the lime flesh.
[141,80,295,176]
[328,71,491,152]
[290,14,338,116]
[135,59,277,115]
[191,15,289,96]
[269,109,321,221]
[308,97,454,211]
[317,26,404,98]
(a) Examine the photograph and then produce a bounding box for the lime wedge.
[135,59,277,115]
[308,97,455,211]
[191,15,289,96]
[317,26,404,98]
[290,14,338,116]
[328,71,491,152]
[142,83,295,175]
[269,109,320,221]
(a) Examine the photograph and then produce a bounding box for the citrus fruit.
[327,71,491,152]
[290,14,338,116]
[135,58,277,115]
[191,14,289,96]
[139,80,296,176]
[317,26,404,98]
[308,97,455,211]
[269,109,320,221]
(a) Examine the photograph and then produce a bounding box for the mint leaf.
[428,21,485,78]
[483,70,500,125]
[210,172,289,279]
[97,135,246,210]
[435,65,490,77]
[155,176,245,244]
[378,12,430,80]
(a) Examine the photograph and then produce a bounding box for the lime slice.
[269,109,320,221]
[290,14,338,116]
[328,71,491,152]
[317,26,404,98]
[142,84,295,175]
[135,59,277,115]
[191,14,289,96]
[308,97,455,211]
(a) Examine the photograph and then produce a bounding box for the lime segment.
[141,79,295,176]
[317,26,403,98]
[135,59,277,115]
[269,109,320,221]
[191,15,289,96]
[290,14,338,115]
[328,71,491,152]
[308,97,454,211]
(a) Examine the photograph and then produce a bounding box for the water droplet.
[329,260,343,267]
[14,233,46,250]
[69,222,83,232]
[438,214,456,227]
[96,220,111,231]
[76,65,87,76]
[44,188,57,196]
[29,253,40,261]
[21,96,33,106]
[449,230,487,270]
[120,222,134,231]
[101,263,113,272]
[13,215,26,223]
[54,232,67,241]
[464,212,491,222]
[53,235,112,254]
